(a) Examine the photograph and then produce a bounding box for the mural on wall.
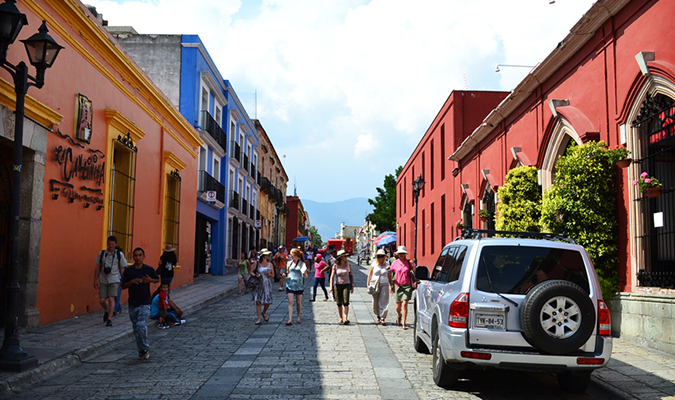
[51,127,105,209]
[75,94,92,144]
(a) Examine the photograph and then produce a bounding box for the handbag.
[407,260,418,290]
[367,275,381,295]
[247,275,259,292]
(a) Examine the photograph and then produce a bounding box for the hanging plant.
[478,209,490,221]
[633,172,663,197]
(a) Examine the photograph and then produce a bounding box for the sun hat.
[336,249,348,258]
[259,248,272,256]
[376,249,387,257]
[395,246,408,255]
[164,245,176,252]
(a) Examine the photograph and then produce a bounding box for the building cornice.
[449,0,631,162]
[24,0,202,157]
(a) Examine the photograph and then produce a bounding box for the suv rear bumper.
[439,325,613,371]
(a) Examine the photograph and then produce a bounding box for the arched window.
[541,119,583,189]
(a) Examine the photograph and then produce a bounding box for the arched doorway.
[541,119,583,189]
[462,199,473,230]
[631,93,675,287]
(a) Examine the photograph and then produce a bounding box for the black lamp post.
[274,202,282,248]
[0,0,63,372]
[412,174,425,266]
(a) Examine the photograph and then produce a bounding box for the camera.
[103,266,112,274]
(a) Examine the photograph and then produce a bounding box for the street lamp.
[412,174,425,266]
[0,0,63,372]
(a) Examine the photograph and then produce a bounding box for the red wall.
[397,0,673,291]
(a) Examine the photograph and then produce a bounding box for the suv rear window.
[475,245,590,294]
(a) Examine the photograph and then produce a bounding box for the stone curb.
[590,376,635,400]
[0,281,239,397]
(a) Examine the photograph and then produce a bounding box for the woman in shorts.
[284,248,309,325]
[390,246,415,330]
[328,250,354,325]
[237,252,250,295]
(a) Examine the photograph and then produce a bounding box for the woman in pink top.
[310,254,329,302]
[390,246,415,330]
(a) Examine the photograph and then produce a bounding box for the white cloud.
[87,0,595,202]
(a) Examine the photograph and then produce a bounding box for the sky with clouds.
[87,0,595,203]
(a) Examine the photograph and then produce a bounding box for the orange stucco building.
[0,0,202,327]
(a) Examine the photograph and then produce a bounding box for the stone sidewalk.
[0,260,673,398]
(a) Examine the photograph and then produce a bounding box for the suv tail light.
[449,293,469,328]
[598,300,611,336]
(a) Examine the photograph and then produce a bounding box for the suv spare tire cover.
[519,279,595,355]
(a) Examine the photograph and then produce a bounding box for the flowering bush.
[633,172,663,191]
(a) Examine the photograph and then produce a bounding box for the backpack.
[99,249,123,274]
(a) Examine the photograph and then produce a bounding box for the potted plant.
[633,172,663,198]
[478,209,490,222]
[612,146,632,168]
[456,219,464,230]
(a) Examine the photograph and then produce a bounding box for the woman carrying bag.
[284,248,309,325]
[367,248,393,325]
[390,246,416,330]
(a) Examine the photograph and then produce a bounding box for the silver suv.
[412,229,612,393]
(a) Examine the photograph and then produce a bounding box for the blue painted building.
[110,31,261,275]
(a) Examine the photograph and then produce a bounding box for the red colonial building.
[398,0,675,353]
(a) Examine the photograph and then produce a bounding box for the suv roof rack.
[458,229,576,244]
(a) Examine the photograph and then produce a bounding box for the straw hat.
[259,248,272,256]
[164,245,176,252]
[336,249,348,259]
[375,249,387,257]
[395,246,408,255]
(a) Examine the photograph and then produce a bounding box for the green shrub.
[496,166,542,232]
[540,141,625,299]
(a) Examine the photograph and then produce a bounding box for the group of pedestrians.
[94,236,185,360]
[367,246,415,330]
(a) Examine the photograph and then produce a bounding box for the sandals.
[285,321,293,326]
[262,313,269,322]
[396,316,401,326]
[309,298,315,302]
[402,325,409,330]
[343,320,350,325]
[381,321,387,326]
[255,321,262,325]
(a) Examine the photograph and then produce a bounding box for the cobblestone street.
[5,261,615,399]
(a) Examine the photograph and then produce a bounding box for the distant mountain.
[302,198,373,242]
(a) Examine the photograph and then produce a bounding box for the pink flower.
[633,180,638,185]
[645,178,652,183]
[641,172,649,178]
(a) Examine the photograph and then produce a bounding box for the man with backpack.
[94,235,127,326]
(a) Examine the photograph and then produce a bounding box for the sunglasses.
[377,255,385,258]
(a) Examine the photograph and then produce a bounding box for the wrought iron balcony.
[242,197,249,217]
[198,170,225,203]
[200,110,227,150]
[242,154,249,173]
[250,204,255,220]
[260,176,271,193]
[229,190,240,210]
[230,141,241,163]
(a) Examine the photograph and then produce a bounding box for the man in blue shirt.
[122,247,159,360]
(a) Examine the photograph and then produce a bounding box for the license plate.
[475,313,505,330]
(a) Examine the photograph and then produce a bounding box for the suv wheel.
[413,304,430,354]
[520,280,595,354]
[432,326,459,388]
[557,371,592,393]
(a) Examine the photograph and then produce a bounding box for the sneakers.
[103,312,108,322]
[178,319,186,325]
[138,350,149,360]
[106,320,112,327]
[158,323,169,329]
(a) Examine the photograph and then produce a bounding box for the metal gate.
[633,94,675,287]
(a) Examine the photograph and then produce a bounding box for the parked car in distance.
[412,229,612,393]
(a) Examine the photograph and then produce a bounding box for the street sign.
[255,220,262,228]
[206,191,216,202]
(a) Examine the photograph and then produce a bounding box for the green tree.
[540,141,626,299]
[496,166,542,232]
[309,225,322,248]
[368,166,402,232]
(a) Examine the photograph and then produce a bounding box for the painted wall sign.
[50,128,105,208]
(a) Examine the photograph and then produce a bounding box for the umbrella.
[372,231,396,243]
[293,236,310,242]
[376,234,396,246]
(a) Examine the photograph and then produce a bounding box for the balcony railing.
[242,197,249,217]
[200,110,227,150]
[229,190,240,210]
[230,141,241,163]
[250,204,255,220]
[261,176,271,193]
[249,163,256,179]
[256,209,261,221]
[198,170,225,203]
[243,154,250,173]
[257,171,261,185]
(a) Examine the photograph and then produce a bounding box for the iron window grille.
[109,133,137,257]
[632,94,675,288]
[163,170,181,253]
